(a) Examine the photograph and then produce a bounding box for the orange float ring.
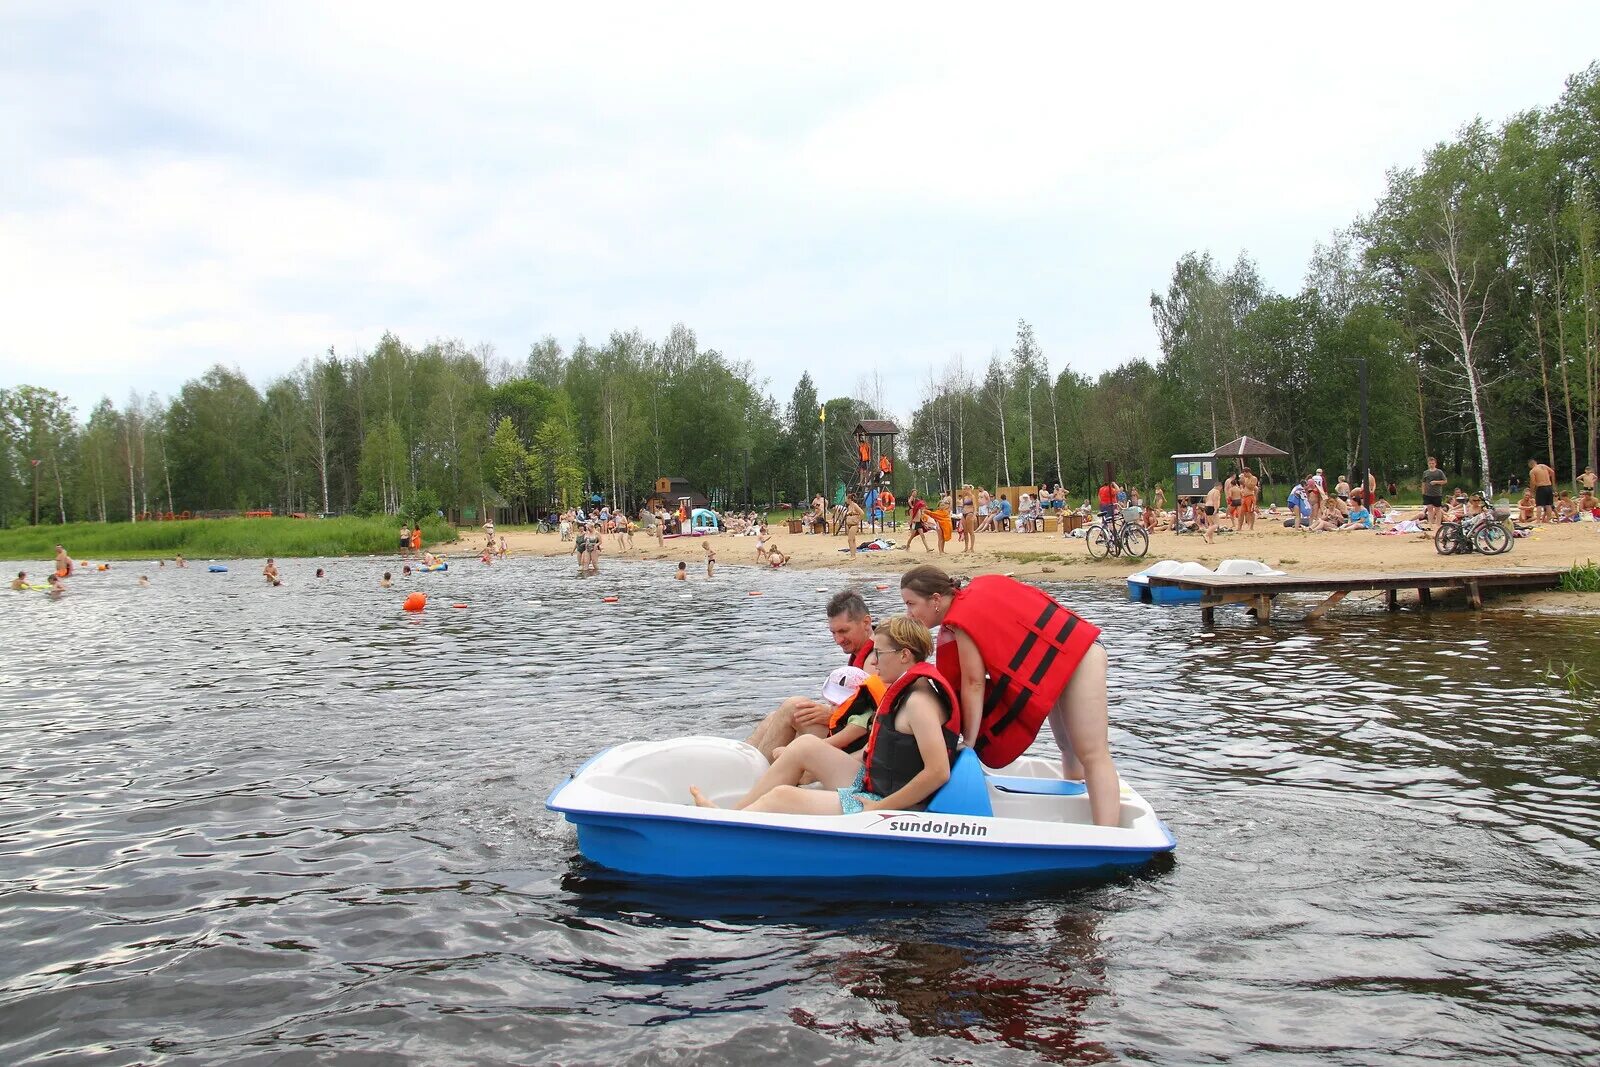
[403,592,426,612]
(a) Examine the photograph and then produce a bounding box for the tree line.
[3,64,1597,526]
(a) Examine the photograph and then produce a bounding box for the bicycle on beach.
[1087,511,1150,560]
[1434,511,1512,555]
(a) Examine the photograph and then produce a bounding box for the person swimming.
[380,572,393,588]
[263,558,281,586]
[402,564,413,577]
[138,575,151,587]
[674,561,687,581]
[11,571,27,590]
[314,568,326,579]
[46,574,65,598]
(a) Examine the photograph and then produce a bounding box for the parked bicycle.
[1087,512,1150,560]
[1434,509,1512,555]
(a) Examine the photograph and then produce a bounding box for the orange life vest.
[825,642,877,734]
[935,575,1101,768]
[861,661,960,796]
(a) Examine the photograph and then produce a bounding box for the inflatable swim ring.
[419,563,448,573]
[208,565,228,573]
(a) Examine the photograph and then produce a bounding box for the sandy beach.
[464,512,1600,615]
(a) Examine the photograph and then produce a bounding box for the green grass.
[0,516,458,561]
[1559,559,1600,593]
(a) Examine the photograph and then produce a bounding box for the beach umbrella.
[1212,435,1288,459]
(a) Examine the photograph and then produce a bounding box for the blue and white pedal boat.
[546,736,1175,881]
[1127,558,1284,604]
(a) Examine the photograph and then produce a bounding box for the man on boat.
[743,589,876,761]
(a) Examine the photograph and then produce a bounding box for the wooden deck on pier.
[1145,567,1568,626]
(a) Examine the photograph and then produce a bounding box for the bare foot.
[689,786,719,809]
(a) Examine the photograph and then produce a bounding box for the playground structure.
[851,419,899,494]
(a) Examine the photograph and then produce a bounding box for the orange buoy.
[452,603,468,609]
[747,591,764,596]
[602,596,619,603]
[874,584,888,590]
[403,592,426,612]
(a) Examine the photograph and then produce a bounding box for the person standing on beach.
[410,526,422,554]
[1201,482,1221,544]
[843,493,865,555]
[1528,458,1557,523]
[1225,473,1244,530]
[1579,465,1597,495]
[1421,457,1446,526]
[399,524,411,556]
[1240,469,1259,530]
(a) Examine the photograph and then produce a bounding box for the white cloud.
[2,0,1598,420]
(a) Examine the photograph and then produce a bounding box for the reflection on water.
[1,555,1596,1064]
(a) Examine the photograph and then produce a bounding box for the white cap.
[821,665,870,705]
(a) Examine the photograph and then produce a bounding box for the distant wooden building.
[645,476,711,510]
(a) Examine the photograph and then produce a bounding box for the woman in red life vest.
[691,616,958,815]
[899,564,1121,827]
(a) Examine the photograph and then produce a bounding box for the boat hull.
[563,808,1172,881]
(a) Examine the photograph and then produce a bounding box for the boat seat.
[987,775,1087,796]
[925,749,993,818]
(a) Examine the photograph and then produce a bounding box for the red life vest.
[861,661,960,796]
[935,575,1101,768]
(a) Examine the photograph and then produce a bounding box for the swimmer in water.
[54,544,72,577]
[263,558,281,586]
[47,574,64,597]
[704,539,716,578]
[11,571,27,590]
[174,554,187,568]
[675,561,687,581]
[402,564,413,577]
[138,575,151,587]
[380,572,393,589]
[314,568,326,579]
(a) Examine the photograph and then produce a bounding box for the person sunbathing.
[691,616,955,816]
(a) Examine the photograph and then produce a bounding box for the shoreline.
[474,521,1600,618]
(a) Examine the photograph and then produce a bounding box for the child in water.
[703,540,716,578]
[380,572,393,588]
[674,561,687,581]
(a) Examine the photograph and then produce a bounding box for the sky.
[3,1,1598,422]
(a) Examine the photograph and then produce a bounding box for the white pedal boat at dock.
[547,736,1175,881]
[1127,558,1285,604]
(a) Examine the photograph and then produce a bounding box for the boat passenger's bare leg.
[1054,642,1122,827]
[746,785,847,815]
[743,697,806,762]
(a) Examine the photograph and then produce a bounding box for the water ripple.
[1,554,1596,1064]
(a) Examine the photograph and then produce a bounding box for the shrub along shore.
[0,516,457,561]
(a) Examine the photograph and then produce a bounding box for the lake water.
[1,554,1596,1065]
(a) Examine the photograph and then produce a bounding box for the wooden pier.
[1145,567,1569,627]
